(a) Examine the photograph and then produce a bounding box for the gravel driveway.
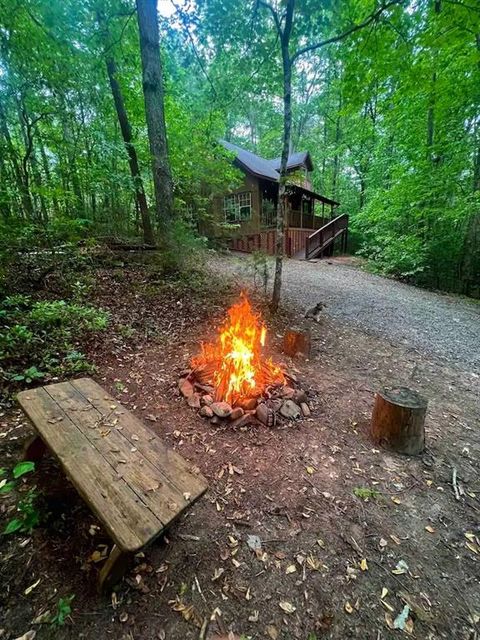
[221,253,480,373]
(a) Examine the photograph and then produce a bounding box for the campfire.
[179,294,312,427]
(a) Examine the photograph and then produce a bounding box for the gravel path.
[222,254,480,373]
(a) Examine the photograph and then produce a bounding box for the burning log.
[190,295,284,405]
[371,387,427,455]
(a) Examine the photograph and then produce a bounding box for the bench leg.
[23,435,47,462]
[98,545,131,593]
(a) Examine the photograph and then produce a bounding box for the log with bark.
[371,386,427,455]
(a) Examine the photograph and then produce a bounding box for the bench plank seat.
[17,378,208,556]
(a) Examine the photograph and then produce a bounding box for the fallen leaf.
[24,578,41,595]
[360,558,368,571]
[466,542,479,555]
[392,559,409,575]
[31,610,51,625]
[119,612,128,623]
[279,601,296,614]
[425,525,435,534]
[248,610,259,622]
[212,567,225,581]
[344,601,354,614]
[390,534,402,545]
[393,605,411,630]
[286,564,297,574]
[246,534,262,551]
[266,625,278,640]
[306,466,315,474]
[306,554,321,571]
[381,587,389,599]
[391,496,402,505]
[14,631,36,640]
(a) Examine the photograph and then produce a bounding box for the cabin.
[209,140,348,260]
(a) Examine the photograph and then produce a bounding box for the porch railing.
[288,209,328,230]
[305,213,348,260]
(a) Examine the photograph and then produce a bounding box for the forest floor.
[1,251,479,640]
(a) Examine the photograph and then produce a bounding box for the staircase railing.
[305,213,348,260]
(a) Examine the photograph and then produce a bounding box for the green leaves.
[4,518,24,534]
[50,595,75,626]
[12,461,36,479]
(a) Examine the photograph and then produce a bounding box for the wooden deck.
[229,214,349,259]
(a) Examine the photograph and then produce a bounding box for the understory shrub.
[358,233,427,281]
[158,217,209,276]
[0,218,96,297]
[0,295,108,387]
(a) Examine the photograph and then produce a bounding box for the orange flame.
[192,295,285,405]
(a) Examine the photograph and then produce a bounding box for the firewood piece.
[371,387,427,455]
[282,329,311,358]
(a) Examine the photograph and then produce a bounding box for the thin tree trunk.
[0,102,34,218]
[136,0,174,227]
[105,56,154,244]
[332,92,341,204]
[38,132,60,218]
[271,0,295,312]
[57,91,83,213]
[459,32,480,295]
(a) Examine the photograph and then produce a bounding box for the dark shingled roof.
[220,140,279,180]
[220,140,313,181]
[219,140,339,206]
[269,151,313,172]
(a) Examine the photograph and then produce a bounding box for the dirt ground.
[1,254,479,640]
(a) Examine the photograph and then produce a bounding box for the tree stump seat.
[17,377,208,592]
[371,386,427,455]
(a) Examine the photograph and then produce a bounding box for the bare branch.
[257,0,282,35]
[291,0,405,62]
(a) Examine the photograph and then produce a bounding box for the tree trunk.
[371,387,427,455]
[271,0,295,312]
[459,32,480,295]
[135,0,174,227]
[0,102,34,218]
[105,56,154,245]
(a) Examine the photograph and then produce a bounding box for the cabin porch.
[230,180,347,259]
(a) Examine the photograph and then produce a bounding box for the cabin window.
[224,192,252,222]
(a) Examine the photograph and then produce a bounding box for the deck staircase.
[305,213,349,260]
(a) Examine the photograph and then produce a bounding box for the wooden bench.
[17,377,208,591]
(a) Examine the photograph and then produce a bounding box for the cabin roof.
[219,140,313,181]
[219,140,339,206]
[220,140,279,180]
[269,151,313,172]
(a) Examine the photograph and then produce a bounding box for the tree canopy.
[0,0,478,295]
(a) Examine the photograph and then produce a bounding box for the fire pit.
[179,295,312,427]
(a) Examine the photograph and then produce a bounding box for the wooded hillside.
[0,0,478,295]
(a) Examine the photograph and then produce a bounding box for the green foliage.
[12,461,36,479]
[247,250,272,296]
[160,217,210,275]
[0,295,108,385]
[353,487,381,501]
[0,461,35,495]
[4,489,40,534]
[0,0,478,297]
[50,594,75,627]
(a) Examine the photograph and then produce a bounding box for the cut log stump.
[371,386,427,455]
[283,329,311,358]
